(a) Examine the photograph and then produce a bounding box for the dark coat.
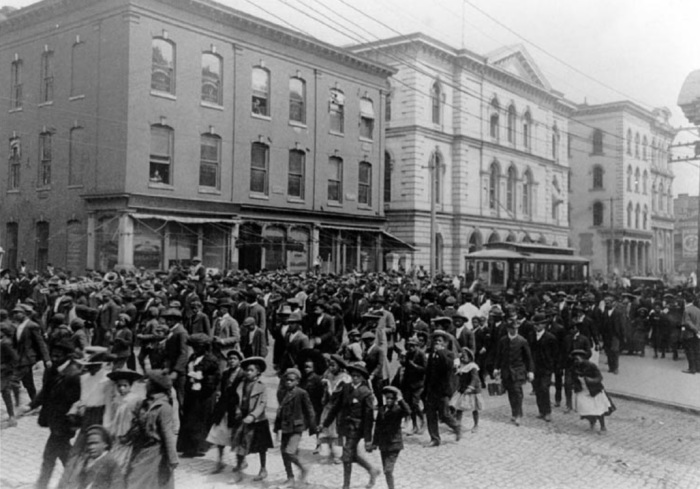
[530,331,559,374]
[58,452,125,489]
[14,319,50,367]
[423,348,455,398]
[211,366,245,426]
[274,386,317,434]
[372,399,410,452]
[163,324,189,375]
[309,313,337,354]
[495,334,534,383]
[563,333,592,368]
[402,348,426,390]
[572,359,604,397]
[31,360,82,433]
[322,381,374,441]
[364,344,387,380]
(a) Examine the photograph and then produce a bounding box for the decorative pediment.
[486,44,551,91]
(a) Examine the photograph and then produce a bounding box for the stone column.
[356,234,362,272]
[229,223,239,271]
[311,226,320,267]
[117,214,134,270]
[86,213,96,270]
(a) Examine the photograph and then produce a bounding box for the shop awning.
[381,230,416,251]
[319,224,382,233]
[130,213,237,224]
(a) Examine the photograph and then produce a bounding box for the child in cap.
[274,368,317,487]
[369,385,410,489]
[449,348,484,433]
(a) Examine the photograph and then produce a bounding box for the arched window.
[592,165,604,189]
[151,38,175,94]
[489,98,499,140]
[289,77,306,124]
[626,166,632,191]
[38,130,53,187]
[592,129,603,154]
[642,170,648,194]
[431,81,441,124]
[552,124,560,162]
[627,202,633,227]
[523,111,532,149]
[329,88,345,134]
[201,52,223,105]
[40,49,54,103]
[643,205,648,229]
[11,58,23,109]
[635,204,640,229]
[71,40,86,98]
[252,66,270,116]
[489,162,499,210]
[522,170,532,216]
[634,168,640,193]
[593,201,604,226]
[288,149,305,198]
[384,151,391,203]
[507,105,516,143]
[635,132,640,158]
[626,128,632,155]
[433,152,443,205]
[642,136,648,160]
[506,166,516,213]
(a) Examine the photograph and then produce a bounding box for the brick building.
[0,0,410,274]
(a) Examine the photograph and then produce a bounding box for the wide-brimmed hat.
[241,356,267,373]
[76,346,112,365]
[431,329,450,340]
[347,363,369,379]
[146,369,173,392]
[327,353,347,370]
[188,333,212,347]
[283,368,302,380]
[461,347,475,362]
[362,312,382,321]
[570,349,590,359]
[382,385,401,397]
[286,311,304,323]
[226,349,244,361]
[161,308,182,319]
[107,368,143,383]
[361,331,376,341]
[531,313,549,325]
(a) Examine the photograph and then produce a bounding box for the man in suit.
[95,292,120,347]
[281,312,310,373]
[321,364,380,489]
[22,338,81,489]
[422,329,461,446]
[601,294,625,374]
[212,298,240,368]
[362,330,388,408]
[309,301,337,354]
[162,308,189,412]
[546,312,567,408]
[681,293,700,374]
[453,313,475,352]
[529,313,559,422]
[12,304,50,405]
[494,319,534,426]
[401,337,426,434]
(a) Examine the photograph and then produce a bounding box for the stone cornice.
[573,101,676,137]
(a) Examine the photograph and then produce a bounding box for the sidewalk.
[600,348,700,414]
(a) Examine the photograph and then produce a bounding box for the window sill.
[289,120,307,129]
[198,187,221,195]
[590,188,605,192]
[69,95,86,101]
[329,131,344,137]
[150,91,177,101]
[6,189,20,194]
[287,197,305,204]
[327,201,342,207]
[251,113,271,121]
[8,107,23,114]
[67,185,84,190]
[38,101,54,108]
[148,182,174,190]
[36,186,52,192]
[359,137,374,144]
[249,193,269,200]
[357,204,372,210]
[201,101,224,111]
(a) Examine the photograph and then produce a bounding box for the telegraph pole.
[609,196,615,274]
[429,153,436,277]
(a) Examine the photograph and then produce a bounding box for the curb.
[606,389,700,416]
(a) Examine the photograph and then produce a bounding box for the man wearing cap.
[362,330,388,408]
[162,308,189,412]
[494,320,534,426]
[96,292,120,347]
[600,294,625,375]
[189,256,206,297]
[281,312,310,373]
[402,337,426,434]
[12,303,50,405]
[212,298,240,368]
[423,330,461,446]
[529,313,558,422]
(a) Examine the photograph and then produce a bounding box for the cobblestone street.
[2,370,699,489]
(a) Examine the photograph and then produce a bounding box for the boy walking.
[369,386,410,489]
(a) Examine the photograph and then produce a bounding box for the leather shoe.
[425,440,440,448]
[253,468,268,481]
[513,417,521,426]
[682,370,696,374]
[544,414,552,422]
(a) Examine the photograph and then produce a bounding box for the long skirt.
[206,413,233,447]
[575,389,616,418]
[127,444,174,489]
[449,391,484,412]
[319,403,341,442]
[177,392,216,454]
[231,419,274,456]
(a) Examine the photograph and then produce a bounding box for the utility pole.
[429,153,437,278]
[609,196,615,274]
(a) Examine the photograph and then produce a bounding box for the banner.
[682,230,698,258]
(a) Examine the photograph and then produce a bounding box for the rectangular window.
[71,41,87,97]
[252,67,270,116]
[11,60,22,109]
[5,222,18,272]
[151,38,175,94]
[201,53,222,105]
[358,161,372,205]
[360,98,375,140]
[328,156,343,202]
[8,137,21,190]
[149,125,173,185]
[38,132,52,187]
[35,221,49,273]
[68,127,86,186]
[329,89,344,134]
[289,78,306,124]
[199,135,220,189]
[40,50,54,103]
[288,150,305,198]
[250,143,269,194]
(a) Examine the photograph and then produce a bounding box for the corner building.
[0,0,408,274]
[569,102,675,277]
[351,34,573,275]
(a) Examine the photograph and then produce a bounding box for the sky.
[4,0,700,195]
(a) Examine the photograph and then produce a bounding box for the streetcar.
[464,242,589,290]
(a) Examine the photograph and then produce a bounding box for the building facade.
[674,194,698,275]
[0,0,408,274]
[569,102,675,277]
[350,34,573,275]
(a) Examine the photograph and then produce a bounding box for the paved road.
[2,371,699,489]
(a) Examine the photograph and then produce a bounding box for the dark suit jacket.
[495,334,534,383]
[274,386,317,434]
[364,345,387,379]
[423,348,455,398]
[281,332,310,372]
[323,381,374,441]
[530,331,559,373]
[58,452,125,489]
[372,399,410,452]
[31,360,82,433]
[164,323,189,375]
[309,313,337,353]
[563,333,592,368]
[455,327,476,352]
[14,320,50,367]
[402,348,426,390]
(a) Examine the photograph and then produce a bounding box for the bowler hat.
[107,368,143,383]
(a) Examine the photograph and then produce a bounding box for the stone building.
[0,0,410,274]
[350,34,573,275]
[569,102,675,277]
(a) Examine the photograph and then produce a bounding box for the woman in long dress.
[318,354,350,464]
[571,349,616,432]
[103,368,144,470]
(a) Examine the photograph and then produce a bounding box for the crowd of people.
[1,260,699,489]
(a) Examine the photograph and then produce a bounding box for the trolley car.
[464,242,589,290]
